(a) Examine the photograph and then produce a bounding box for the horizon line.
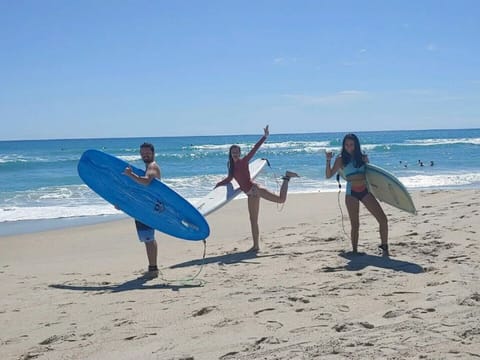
[1,126,479,142]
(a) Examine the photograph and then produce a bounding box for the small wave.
[118,155,141,162]
[399,172,480,188]
[3,184,96,206]
[0,205,122,222]
[186,143,247,151]
[404,138,480,146]
[362,144,392,151]
[0,155,47,164]
[263,141,330,149]
[187,140,331,152]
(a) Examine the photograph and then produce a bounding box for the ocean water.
[1,129,479,235]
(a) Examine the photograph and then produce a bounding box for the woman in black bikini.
[325,133,389,256]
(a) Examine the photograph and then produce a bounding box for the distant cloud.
[273,57,297,65]
[400,89,463,101]
[284,90,368,105]
[342,49,367,66]
[401,89,436,96]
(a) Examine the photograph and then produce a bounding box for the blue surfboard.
[78,149,210,241]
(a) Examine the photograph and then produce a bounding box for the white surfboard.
[195,158,268,216]
[365,163,416,215]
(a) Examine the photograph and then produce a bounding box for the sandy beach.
[1,190,479,359]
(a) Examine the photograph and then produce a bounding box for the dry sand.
[1,190,479,359]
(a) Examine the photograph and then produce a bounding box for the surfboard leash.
[158,239,207,287]
[262,158,285,212]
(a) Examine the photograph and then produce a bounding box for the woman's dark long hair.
[341,133,365,168]
[227,145,240,177]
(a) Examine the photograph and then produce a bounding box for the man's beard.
[142,157,153,164]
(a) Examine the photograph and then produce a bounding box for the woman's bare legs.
[361,193,389,256]
[256,171,298,204]
[246,171,298,252]
[247,194,261,252]
[345,195,360,253]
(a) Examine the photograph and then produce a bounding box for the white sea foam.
[404,138,480,146]
[188,143,248,151]
[0,205,122,222]
[188,141,332,153]
[362,144,393,151]
[263,141,330,149]
[0,155,44,164]
[3,185,94,206]
[118,155,141,162]
[399,172,480,188]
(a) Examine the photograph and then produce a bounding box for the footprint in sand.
[327,236,341,242]
[319,265,345,273]
[39,333,75,345]
[123,333,157,341]
[333,323,352,332]
[422,266,438,273]
[333,321,375,332]
[41,321,61,327]
[214,318,241,328]
[287,296,310,304]
[408,307,436,318]
[337,305,350,313]
[457,293,480,306]
[113,318,136,327]
[21,347,49,360]
[254,307,276,315]
[458,327,480,340]
[192,306,217,317]
[2,334,29,345]
[383,309,405,318]
[219,351,240,359]
[313,312,333,321]
[263,320,284,330]
[221,337,288,358]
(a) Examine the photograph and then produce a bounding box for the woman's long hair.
[341,133,364,168]
[227,145,240,177]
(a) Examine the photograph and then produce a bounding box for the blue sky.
[1,0,479,140]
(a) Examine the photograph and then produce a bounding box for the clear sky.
[1,0,479,140]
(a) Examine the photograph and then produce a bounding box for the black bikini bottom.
[349,188,369,201]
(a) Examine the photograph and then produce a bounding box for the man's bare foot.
[246,246,259,253]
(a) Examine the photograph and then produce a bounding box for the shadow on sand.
[49,274,202,293]
[170,250,288,269]
[338,251,424,274]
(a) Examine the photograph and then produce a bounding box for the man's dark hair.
[140,142,155,153]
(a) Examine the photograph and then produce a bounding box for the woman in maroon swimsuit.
[216,125,298,252]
